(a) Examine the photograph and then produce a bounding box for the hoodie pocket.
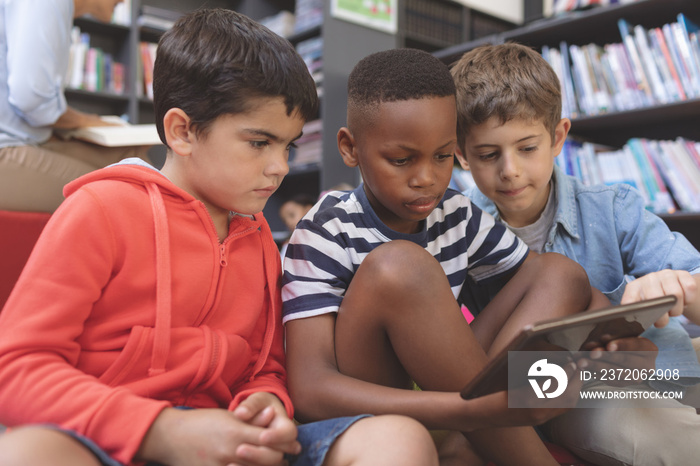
[98,325,151,387]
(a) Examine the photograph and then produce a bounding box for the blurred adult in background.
[0,0,149,213]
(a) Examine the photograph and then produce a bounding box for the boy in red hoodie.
[0,9,437,466]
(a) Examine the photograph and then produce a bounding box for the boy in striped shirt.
[281,48,602,464]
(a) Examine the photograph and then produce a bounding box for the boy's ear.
[552,118,571,156]
[163,108,193,156]
[337,127,358,168]
[454,146,470,171]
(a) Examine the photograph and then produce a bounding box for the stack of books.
[66,27,125,95]
[542,13,700,118]
[294,0,323,33]
[290,119,323,169]
[558,137,700,213]
[296,37,323,97]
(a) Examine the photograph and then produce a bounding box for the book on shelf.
[260,10,296,37]
[66,27,125,95]
[558,136,700,213]
[617,18,655,107]
[648,26,687,101]
[633,23,670,104]
[546,12,700,118]
[289,119,322,168]
[139,42,158,100]
[672,13,700,97]
[56,116,161,147]
[294,0,323,33]
[548,0,640,17]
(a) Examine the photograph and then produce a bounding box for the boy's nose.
[411,163,436,188]
[266,151,290,177]
[499,154,520,180]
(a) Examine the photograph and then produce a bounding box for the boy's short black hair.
[347,47,456,131]
[153,8,318,146]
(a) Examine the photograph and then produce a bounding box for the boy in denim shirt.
[282,47,608,465]
[454,42,700,465]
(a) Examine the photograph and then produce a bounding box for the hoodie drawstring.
[146,183,172,376]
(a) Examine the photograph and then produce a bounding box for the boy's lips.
[255,185,278,197]
[499,186,527,197]
[406,195,438,212]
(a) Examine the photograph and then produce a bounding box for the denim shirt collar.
[551,164,580,243]
[465,164,579,244]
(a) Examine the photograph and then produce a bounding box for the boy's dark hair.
[451,42,561,151]
[347,47,456,131]
[153,8,318,145]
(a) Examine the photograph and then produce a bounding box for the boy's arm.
[612,186,700,322]
[0,191,170,465]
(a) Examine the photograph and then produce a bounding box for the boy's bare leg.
[0,426,101,466]
[334,240,591,465]
[324,415,439,466]
[470,251,592,356]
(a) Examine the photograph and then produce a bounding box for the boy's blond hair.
[451,42,561,151]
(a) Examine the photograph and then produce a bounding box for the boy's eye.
[250,140,270,149]
[390,158,409,166]
[287,142,298,151]
[436,153,454,161]
[521,145,538,153]
[479,152,497,161]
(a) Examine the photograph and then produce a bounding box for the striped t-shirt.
[281,186,529,323]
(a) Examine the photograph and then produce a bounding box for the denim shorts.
[47,414,370,466]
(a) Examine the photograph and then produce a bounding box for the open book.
[56,116,162,147]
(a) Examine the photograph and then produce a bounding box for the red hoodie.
[0,162,290,464]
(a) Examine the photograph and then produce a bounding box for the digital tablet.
[460,295,677,400]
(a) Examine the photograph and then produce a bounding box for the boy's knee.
[335,415,438,466]
[0,426,100,466]
[527,252,588,286]
[361,240,442,290]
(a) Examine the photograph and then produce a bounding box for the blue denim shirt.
[465,165,700,389]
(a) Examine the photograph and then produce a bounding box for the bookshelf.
[435,0,700,250]
[66,0,517,236]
